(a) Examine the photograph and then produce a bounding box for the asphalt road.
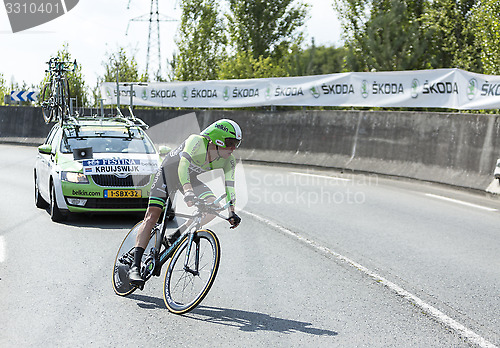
[0,144,499,347]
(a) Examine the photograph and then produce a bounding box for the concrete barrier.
[1,106,499,191]
[0,106,52,145]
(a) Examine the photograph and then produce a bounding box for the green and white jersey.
[172,134,236,205]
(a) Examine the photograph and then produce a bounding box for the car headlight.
[61,171,89,184]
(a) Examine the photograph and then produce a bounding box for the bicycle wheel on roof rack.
[41,82,55,124]
[58,79,71,125]
[63,79,70,113]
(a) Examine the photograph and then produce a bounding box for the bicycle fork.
[183,232,200,276]
[183,214,204,276]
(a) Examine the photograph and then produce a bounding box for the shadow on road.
[129,295,338,337]
[185,305,338,336]
[187,305,338,336]
[130,294,165,310]
[44,209,142,229]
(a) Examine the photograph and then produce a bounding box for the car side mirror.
[38,144,52,155]
[159,146,171,156]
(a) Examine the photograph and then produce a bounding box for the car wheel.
[50,184,66,222]
[34,172,49,209]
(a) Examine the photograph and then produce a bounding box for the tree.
[93,47,147,107]
[421,0,481,71]
[291,39,347,76]
[0,73,7,105]
[174,0,227,81]
[336,0,429,71]
[218,51,289,79]
[226,0,309,61]
[101,47,146,83]
[335,0,485,72]
[470,0,500,74]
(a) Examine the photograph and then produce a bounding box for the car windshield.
[60,127,156,154]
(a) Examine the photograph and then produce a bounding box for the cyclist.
[129,119,243,286]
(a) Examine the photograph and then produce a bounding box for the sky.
[0,0,342,91]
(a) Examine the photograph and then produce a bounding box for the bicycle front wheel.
[41,83,54,123]
[163,229,220,314]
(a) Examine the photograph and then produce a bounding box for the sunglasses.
[225,138,241,148]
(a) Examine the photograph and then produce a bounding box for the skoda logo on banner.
[309,86,320,99]
[467,78,478,100]
[265,85,272,100]
[223,86,230,101]
[411,79,420,99]
[361,80,369,98]
[182,87,189,101]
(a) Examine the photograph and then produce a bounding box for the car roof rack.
[61,106,149,131]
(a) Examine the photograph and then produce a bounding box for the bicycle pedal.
[131,282,145,291]
[152,265,162,277]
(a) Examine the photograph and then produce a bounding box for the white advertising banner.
[100,69,500,110]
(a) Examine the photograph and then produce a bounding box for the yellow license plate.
[104,189,142,198]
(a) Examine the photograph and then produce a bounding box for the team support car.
[34,115,170,221]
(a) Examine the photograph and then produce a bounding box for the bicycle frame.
[140,194,230,284]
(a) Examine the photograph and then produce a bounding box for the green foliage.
[226,0,309,61]
[218,51,289,79]
[335,0,486,73]
[336,0,430,71]
[215,0,310,79]
[0,73,7,105]
[174,0,227,81]
[90,82,102,109]
[101,47,146,83]
[421,0,480,71]
[291,39,347,75]
[93,47,147,107]
[470,0,500,74]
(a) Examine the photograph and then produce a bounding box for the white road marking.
[242,210,498,348]
[425,193,498,212]
[290,172,351,181]
[0,236,5,263]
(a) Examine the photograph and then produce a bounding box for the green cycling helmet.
[201,119,242,148]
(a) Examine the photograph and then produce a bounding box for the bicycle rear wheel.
[112,221,157,296]
[41,83,54,123]
[163,229,220,314]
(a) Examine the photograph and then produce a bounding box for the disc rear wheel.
[112,221,157,296]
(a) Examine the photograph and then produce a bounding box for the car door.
[37,126,59,199]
